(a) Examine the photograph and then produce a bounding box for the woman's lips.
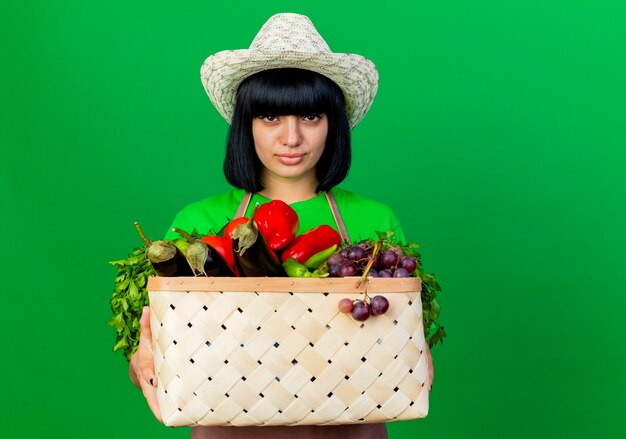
[276,154,305,165]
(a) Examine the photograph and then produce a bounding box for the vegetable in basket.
[231,204,285,277]
[282,244,337,277]
[201,235,238,276]
[172,228,236,276]
[221,216,249,241]
[281,225,342,264]
[283,257,328,278]
[254,199,300,250]
[134,222,192,277]
[303,244,338,270]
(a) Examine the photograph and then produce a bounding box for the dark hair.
[223,68,351,193]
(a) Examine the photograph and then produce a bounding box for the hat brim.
[200,50,379,129]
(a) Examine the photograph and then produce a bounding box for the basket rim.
[147,276,421,293]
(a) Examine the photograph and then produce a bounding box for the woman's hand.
[425,343,434,392]
[129,306,163,423]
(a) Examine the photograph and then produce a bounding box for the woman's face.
[252,113,328,185]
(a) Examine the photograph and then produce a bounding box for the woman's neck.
[258,173,319,204]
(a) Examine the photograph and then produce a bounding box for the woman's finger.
[425,344,434,392]
[140,377,163,423]
[138,351,158,388]
[140,306,152,340]
[137,306,158,387]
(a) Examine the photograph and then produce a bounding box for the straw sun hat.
[200,13,379,129]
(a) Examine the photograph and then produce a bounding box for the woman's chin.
[266,165,315,181]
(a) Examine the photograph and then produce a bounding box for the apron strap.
[234,192,253,218]
[324,191,351,245]
[234,191,351,244]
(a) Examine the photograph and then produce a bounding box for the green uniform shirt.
[164,187,405,243]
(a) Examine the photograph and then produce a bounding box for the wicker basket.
[148,276,429,427]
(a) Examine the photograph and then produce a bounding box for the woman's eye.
[260,115,277,122]
[303,114,321,121]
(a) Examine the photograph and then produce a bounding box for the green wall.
[2,1,625,437]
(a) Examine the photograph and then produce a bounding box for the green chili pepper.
[304,244,338,270]
[283,257,331,278]
[283,258,312,278]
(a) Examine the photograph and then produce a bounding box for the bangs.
[239,68,340,117]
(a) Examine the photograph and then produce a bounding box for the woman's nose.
[280,116,302,146]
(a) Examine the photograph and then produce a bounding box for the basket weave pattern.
[148,277,429,426]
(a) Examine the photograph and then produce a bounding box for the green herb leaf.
[107,245,154,362]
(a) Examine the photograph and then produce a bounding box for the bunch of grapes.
[330,240,419,322]
[338,295,389,321]
[327,241,418,278]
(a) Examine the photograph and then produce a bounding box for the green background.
[2,0,625,437]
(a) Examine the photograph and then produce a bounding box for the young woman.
[129,13,433,439]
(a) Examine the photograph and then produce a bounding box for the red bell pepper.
[281,225,342,264]
[254,200,300,251]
